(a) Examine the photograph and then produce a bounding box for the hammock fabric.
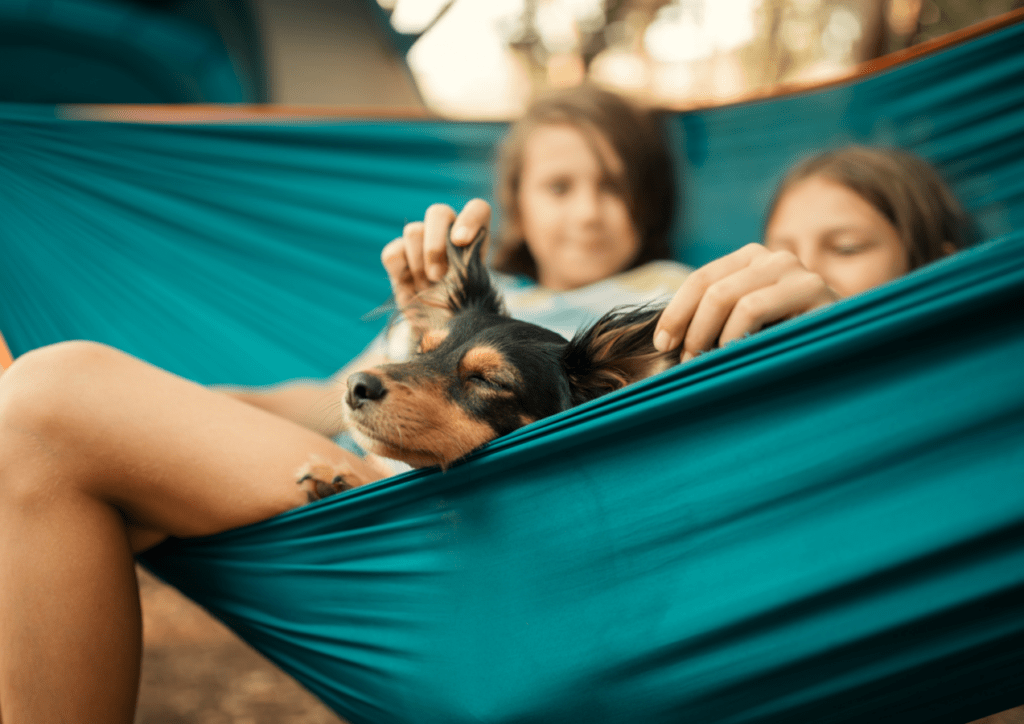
[2,14,1024,724]
[0,0,251,104]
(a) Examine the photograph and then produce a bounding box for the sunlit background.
[382,0,1019,117]
[0,0,1019,118]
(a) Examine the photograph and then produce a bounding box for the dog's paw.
[295,455,369,502]
[297,472,351,502]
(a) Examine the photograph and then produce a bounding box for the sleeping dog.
[298,230,681,499]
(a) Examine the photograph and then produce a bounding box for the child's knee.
[0,342,125,508]
[0,340,120,439]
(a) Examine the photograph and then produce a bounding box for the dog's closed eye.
[460,347,517,393]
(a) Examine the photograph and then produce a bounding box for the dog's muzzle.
[347,372,387,410]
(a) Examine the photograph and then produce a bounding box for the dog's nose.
[347,372,386,409]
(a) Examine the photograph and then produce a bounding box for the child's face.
[516,124,641,291]
[764,175,909,298]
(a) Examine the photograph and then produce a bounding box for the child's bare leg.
[0,341,373,724]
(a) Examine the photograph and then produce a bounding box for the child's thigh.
[0,341,352,541]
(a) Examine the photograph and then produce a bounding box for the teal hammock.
[0,0,253,104]
[2,15,1024,724]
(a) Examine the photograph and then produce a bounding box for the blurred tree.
[380,0,1022,116]
[503,0,673,93]
[910,0,1020,43]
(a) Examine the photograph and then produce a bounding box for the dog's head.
[343,230,680,468]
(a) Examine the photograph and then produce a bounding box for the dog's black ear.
[402,227,506,340]
[443,227,505,316]
[562,305,681,407]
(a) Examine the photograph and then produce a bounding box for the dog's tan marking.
[344,378,496,468]
[418,328,449,353]
[459,347,521,394]
[460,346,505,376]
[518,414,538,428]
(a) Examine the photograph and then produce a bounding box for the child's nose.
[793,245,821,277]
[572,186,601,221]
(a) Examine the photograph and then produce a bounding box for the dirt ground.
[975,709,1024,724]
[136,566,347,724]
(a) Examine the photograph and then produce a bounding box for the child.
[651,145,971,361]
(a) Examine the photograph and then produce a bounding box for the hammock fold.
[2,14,1024,724]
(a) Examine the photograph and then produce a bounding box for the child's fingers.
[681,252,797,356]
[653,244,764,357]
[401,221,430,292]
[718,271,838,346]
[684,250,819,358]
[380,238,404,278]
[680,274,757,357]
[422,203,457,282]
[383,200,492,305]
[450,198,493,249]
[381,238,417,308]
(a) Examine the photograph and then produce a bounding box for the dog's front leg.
[295,453,390,501]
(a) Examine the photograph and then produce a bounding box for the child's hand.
[381,199,492,309]
[653,244,840,362]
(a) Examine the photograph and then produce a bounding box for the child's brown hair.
[766,146,972,270]
[492,85,678,280]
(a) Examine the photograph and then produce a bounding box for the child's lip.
[564,237,609,251]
